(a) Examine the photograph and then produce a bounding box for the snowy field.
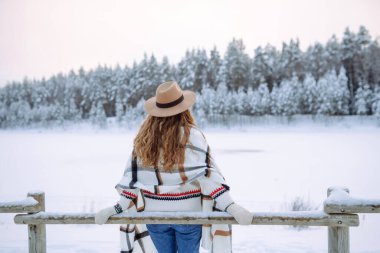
[1,122,380,253]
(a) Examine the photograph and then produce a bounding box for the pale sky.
[0,0,379,86]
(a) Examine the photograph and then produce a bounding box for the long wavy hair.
[133,109,197,172]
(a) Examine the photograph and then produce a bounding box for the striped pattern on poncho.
[114,126,234,253]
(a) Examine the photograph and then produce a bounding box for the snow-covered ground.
[0,123,380,252]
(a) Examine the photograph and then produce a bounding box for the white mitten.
[95,206,117,225]
[226,203,253,225]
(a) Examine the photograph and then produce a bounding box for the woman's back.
[95,81,253,253]
[118,125,234,212]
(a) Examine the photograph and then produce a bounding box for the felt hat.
[144,81,196,117]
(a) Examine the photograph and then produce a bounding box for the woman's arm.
[197,176,235,211]
[197,175,253,225]
[114,188,139,213]
[95,188,139,225]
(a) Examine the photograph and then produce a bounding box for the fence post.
[27,191,46,253]
[327,187,350,253]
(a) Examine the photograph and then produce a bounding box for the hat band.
[156,94,184,108]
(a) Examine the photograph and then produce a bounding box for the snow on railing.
[0,192,40,213]
[0,191,46,253]
[324,186,380,213]
[14,210,358,226]
[1,186,379,253]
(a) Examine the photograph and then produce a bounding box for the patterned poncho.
[114,126,234,253]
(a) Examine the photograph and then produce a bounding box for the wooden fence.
[1,186,379,253]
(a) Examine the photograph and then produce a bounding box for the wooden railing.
[0,191,46,253]
[1,186,379,253]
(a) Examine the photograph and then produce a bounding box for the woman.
[95,81,253,253]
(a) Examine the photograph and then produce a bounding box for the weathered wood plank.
[324,186,380,213]
[327,187,350,253]
[14,210,359,227]
[328,227,350,253]
[325,203,380,213]
[0,196,39,213]
[27,192,46,253]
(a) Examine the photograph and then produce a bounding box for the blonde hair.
[133,109,197,172]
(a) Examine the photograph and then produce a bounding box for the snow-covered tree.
[270,85,281,115]
[300,73,318,114]
[176,49,196,90]
[214,81,232,114]
[316,68,350,115]
[305,42,329,81]
[125,98,146,127]
[363,41,380,88]
[224,38,252,91]
[335,67,351,115]
[250,81,271,115]
[115,94,125,124]
[232,86,251,114]
[207,46,222,89]
[371,86,380,117]
[354,80,373,115]
[280,39,305,81]
[271,74,301,115]
[251,44,281,91]
[325,34,342,74]
[342,26,372,112]
[193,49,209,92]
[67,97,81,122]
[90,102,107,128]
[196,84,216,115]
[159,56,175,83]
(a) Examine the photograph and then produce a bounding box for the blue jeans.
[146,224,202,253]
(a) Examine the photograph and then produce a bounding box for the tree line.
[0,26,380,128]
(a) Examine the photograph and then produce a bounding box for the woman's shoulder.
[189,125,205,138]
[188,125,208,149]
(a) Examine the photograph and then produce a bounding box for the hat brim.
[144,90,196,117]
